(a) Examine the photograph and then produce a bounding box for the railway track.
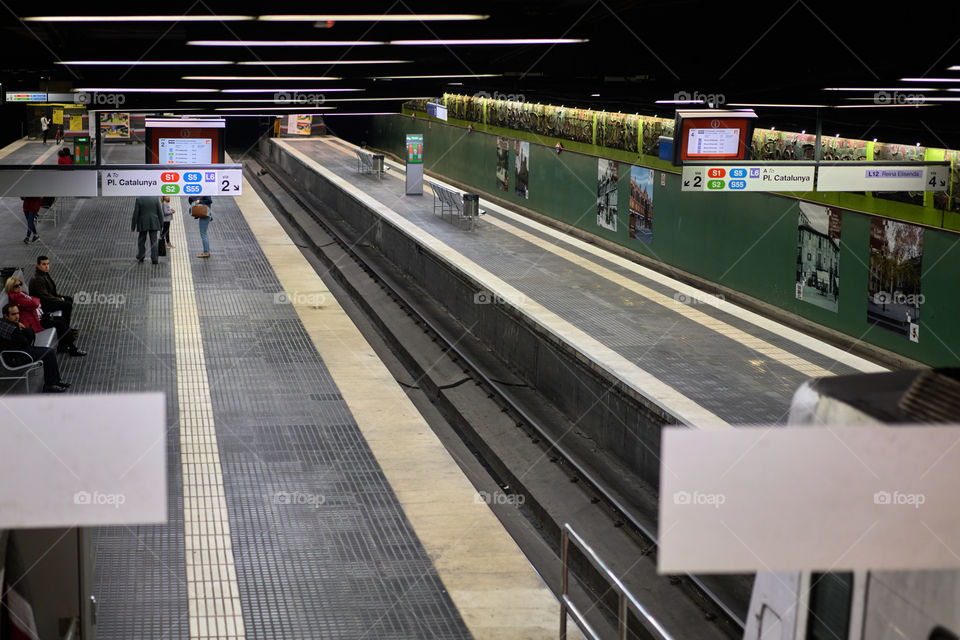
[243,148,749,639]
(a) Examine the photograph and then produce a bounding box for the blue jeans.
[23,211,37,239]
[198,217,211,253]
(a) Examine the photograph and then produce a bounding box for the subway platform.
[267,136,887,430]
[0,139,570,639]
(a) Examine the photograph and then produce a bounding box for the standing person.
[57,147,73,164]
[40,114,50,144]
[131,196,164,265]
[20,196,41,244]
[161,195,175,248]
[188,195,213,258]
[0,304,70,393]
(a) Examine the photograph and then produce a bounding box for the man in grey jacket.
[131,196,164,264]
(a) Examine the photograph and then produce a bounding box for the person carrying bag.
[188,195,213,258]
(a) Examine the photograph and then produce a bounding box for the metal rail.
[561,524,674,640]
[249,153,745,632]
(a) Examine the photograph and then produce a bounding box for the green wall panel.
[368,115,960,367]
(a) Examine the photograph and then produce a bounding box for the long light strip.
[178,97,428,102]
[727,102,829,108]
[74,87,219,92]
[214,106,336,110]
[236,60,409,65]
[822,87,938,92]
[188,40,384,46]
[389,38,588,45]
[183,76,341,81]
[24,15,254,21]
[899,77,960,82]
[258,14,488,21]
[369,74,500,79]
[57,60,234,66]
[221,88,365,93]
[835,104,935,108]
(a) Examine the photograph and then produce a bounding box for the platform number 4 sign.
[909,323,919,343]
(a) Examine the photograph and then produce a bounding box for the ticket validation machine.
[405,133,423,195]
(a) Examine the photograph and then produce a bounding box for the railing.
[560,523,674,640]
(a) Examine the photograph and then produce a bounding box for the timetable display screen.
[687,128,741,156]
[675,115,755,163]
[159,138,213,165]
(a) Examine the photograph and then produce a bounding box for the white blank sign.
[0,169,98,197]
[0,394,167,528]
[659,425,960,573]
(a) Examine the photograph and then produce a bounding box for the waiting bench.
[355,149,388,179]
[427,181,484,231]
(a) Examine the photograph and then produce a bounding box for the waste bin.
[463,193,479,217]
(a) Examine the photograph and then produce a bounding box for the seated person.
[29,255,77,331]
[0,303,70,392]
[4,277,86,356]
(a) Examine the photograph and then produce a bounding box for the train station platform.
[267,136,887,430]
[0,139,571,639]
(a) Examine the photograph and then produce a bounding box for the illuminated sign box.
[6,92,47,102]
[673,109,757,166]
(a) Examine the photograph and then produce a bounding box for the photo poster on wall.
[867,217,924,343]
[596,158,618,232]
[69,114,83,131]
[287,114,312,135]
[515,140,530,199]
[496,136,510,192]
[795,202,842,313]
[628,166,654,244]
[99,112,130,139]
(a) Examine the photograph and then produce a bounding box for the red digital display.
[679,117,752,162]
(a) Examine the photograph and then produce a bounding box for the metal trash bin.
[371,154,385,176]
[462,193,479,217]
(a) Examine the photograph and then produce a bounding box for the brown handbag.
[190,204,208,218]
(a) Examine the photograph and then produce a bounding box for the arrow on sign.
[683,180,690,187]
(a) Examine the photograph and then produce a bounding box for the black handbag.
[158,238,166,257]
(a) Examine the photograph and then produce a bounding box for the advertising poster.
[99,112,130,139]
[69,114,83,131]
[290,114,312,135]
[596,159,618,231]
[496,137,510,192]
[795,203,841,312]
[514,140,529,199]
[628,166,654,243]
[867,217,924,342]
[52,110,63,125]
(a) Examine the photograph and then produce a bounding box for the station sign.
[681,165,815,192]
[5,91,47,102]
[100,168,243,196]
[817,164,948,192]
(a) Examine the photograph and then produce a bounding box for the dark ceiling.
[2,1,959,147]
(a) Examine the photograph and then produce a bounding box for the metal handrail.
[61,617,79,640]
[561,523,674,640]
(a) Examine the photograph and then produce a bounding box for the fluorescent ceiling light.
[727,103,828,108]
[390,39,587,45]
[24,15,254,22]
[835,104,935,108]
[370,74,500,79]
[183,76,341,81]
[258,14,488,21]
[188,40,384,46]
[221,88,364,93]
[179,97,428,103]
[655,99,708,104]
[822,87,938,92]
[319,112,397,116]
[236,60,409,65]
[899,77,960,82]
[74,87,219,93]
[58,60,233,66]
[214,106,336,110]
